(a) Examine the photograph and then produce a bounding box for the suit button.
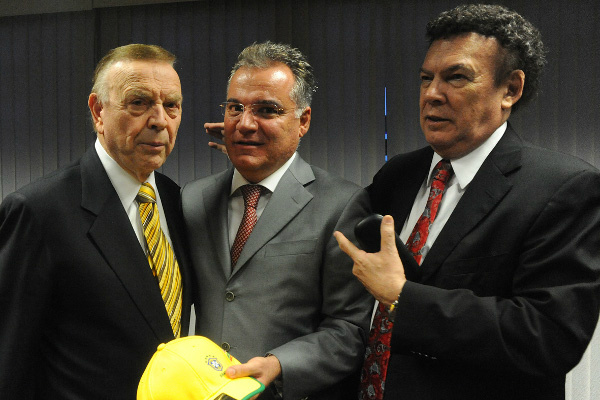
[221,342,231,352]
[225,291,235,302]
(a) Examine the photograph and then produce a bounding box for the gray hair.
[228,41,317,118]
[91,43,176,104]
[426,4,546,113]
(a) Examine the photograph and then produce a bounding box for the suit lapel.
[80,147,174,340]
[156,173,191,331]
[232,156,315,276]
[419,126,523,281]
[390,147,434,233]
[203,170,235,278]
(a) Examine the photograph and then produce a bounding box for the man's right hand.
[205,122,227,154]
[334,215,406,306]
[225,355,282,400]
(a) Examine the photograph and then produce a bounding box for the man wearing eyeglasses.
[181,41,373,400]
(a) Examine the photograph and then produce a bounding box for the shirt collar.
[95,139,157,209]
[230,152,297,196]
[429,122,507,190]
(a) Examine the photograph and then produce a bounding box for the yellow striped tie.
[137,183,182,338]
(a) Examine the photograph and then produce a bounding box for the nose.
[148,104,168,131]
[236,107,258,133]
[421,77,445,105]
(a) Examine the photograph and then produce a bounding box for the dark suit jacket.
[368,125,600,400]
[182,155,374,400]
[0,146,192,399]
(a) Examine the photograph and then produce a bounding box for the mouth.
[234,140,263,147]
[139,142,166,151]
[425,115,450,123]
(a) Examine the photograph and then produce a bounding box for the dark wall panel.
[0,12,94,198]
[1,0,599,189]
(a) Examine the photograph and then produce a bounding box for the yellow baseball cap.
[138,336,265,400]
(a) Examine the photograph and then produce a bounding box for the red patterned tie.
[230,185,264,267]
[406,159,454,264]
[359,159,453,400]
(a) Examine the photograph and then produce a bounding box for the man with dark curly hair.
[335,4,600,400]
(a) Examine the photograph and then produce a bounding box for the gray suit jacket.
[182,155,373,400]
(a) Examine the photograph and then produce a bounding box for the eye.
[449,74,466,81]
[127,98,150,114]
[420,74,433,86]
[228,103,244,113]
[226,103,243,117]
[164,102,181,117]
[254,104,280,118]
[164,102,181,111]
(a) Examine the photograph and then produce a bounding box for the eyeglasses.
[220,101,288,120]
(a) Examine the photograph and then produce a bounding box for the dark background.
[0,0,598,198]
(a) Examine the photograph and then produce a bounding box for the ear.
[298,107,311,138]
[501,70,525,110]
[88,93,105,134]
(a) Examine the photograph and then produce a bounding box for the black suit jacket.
[0,146,192,399]
[368,125,600,400]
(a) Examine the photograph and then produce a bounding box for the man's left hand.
[225,355,282,400]
[334,215,407,306]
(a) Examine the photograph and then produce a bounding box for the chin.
[229,157,257,172]
[142,157,167,172]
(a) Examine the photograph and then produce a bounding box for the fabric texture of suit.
[182,154,374,400]
[0,146,192,399]
[368,124,600,400]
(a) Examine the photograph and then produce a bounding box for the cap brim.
[208,377,265,400]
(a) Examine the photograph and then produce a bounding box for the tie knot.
[137,183,157,204]
[433,159,453,184]
[240,185,263,209]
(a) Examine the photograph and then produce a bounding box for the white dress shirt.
[399,122,508,263]
[227,152,297,250]
[94,139,173,253]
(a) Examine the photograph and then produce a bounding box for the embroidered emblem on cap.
[207,356,223,371]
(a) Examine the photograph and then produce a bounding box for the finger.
[204,122,225,130]
[208,142,227,154]
[225,363,252,379]
[380,215,400,255]
[333,231,361,259]
[204,122,225,139]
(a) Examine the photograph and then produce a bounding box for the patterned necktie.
[137,183,183,338]
[230,185,264,267]
[406,159,454,264]
[359,159,453,400]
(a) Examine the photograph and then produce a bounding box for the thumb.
[225,365,245,378]
[380,215,399,255]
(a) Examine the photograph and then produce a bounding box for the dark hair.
[91,44,176,103]
[426,4,546,112]
[228,41,317,117]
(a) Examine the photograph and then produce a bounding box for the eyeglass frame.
[219,101,294,120]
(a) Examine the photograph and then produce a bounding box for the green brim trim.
[240,377,266,400]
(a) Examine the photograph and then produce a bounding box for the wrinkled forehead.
[423,33,502,71]
[107,60,182,99]
[227,64,295,105]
